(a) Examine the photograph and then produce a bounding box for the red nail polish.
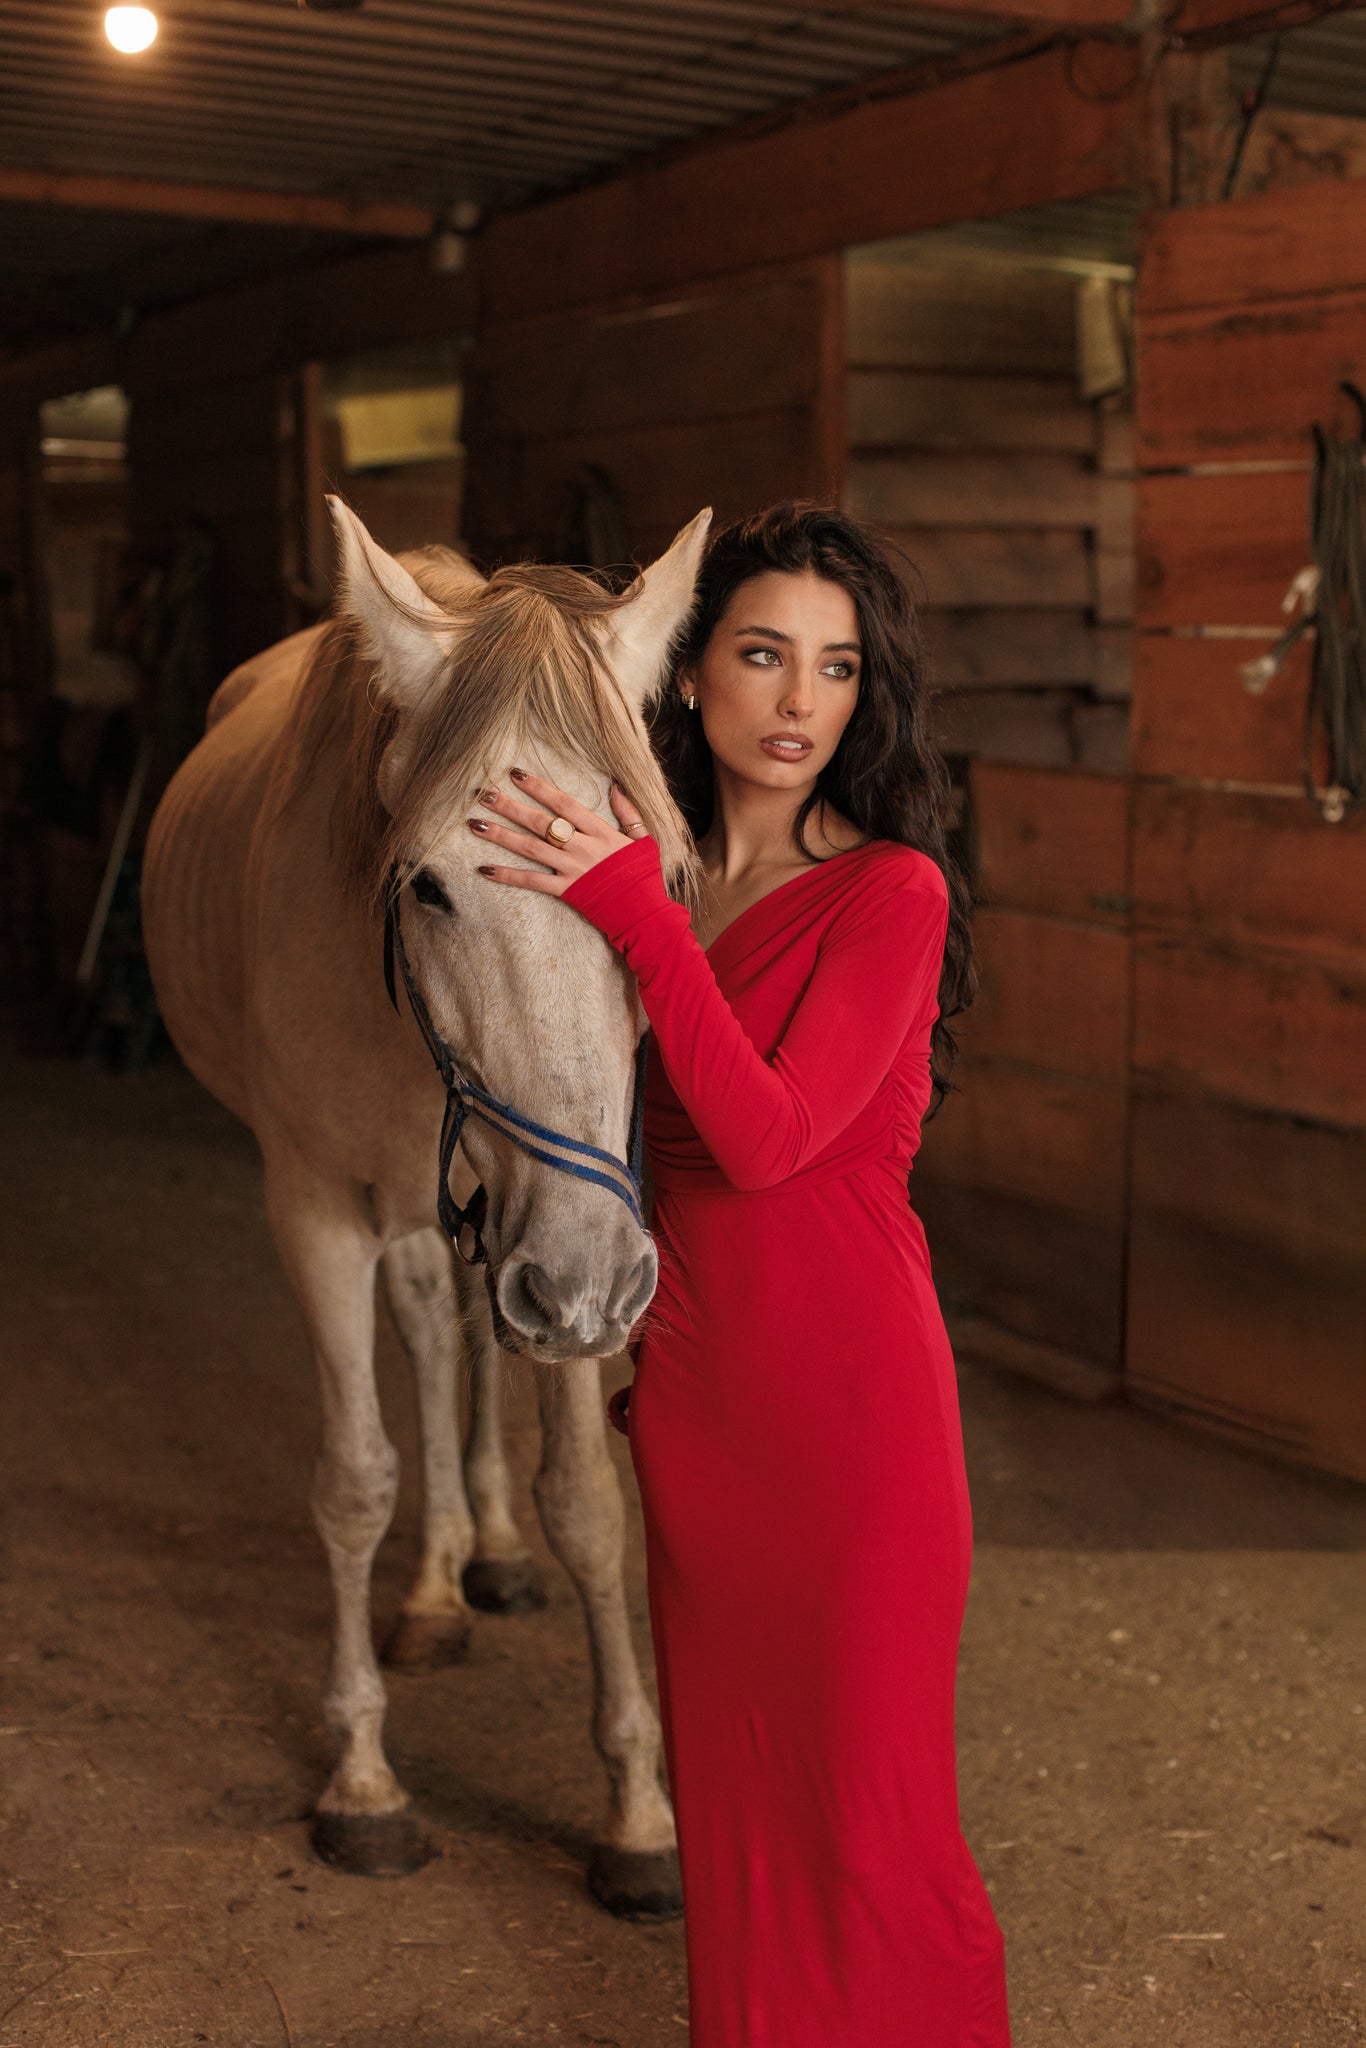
[510,767,527,780]
[469,818,489,834]
[477,864,497,877]
[478,786,498,804]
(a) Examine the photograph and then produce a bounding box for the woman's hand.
[469,769,650,896]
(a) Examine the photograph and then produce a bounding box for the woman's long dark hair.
[650,502,975,1114]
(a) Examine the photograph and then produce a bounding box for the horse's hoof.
[310,1807,433,1877]
[587,1842,683,1922]
[382,1609,473,1672]
[463,1556,548,1615]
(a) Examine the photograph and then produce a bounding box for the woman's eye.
[825,662,857,681]
[411,869,453,914]
[743,647,780,666]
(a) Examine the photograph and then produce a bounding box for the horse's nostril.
[520,1263,563,1325]
[611,1249,658,1328]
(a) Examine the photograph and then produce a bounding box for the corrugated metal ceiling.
[0,2,1008,212]
[0,0,1013,350]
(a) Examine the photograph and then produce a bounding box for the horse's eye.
[411,869,453,914]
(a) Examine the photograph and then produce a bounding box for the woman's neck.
[698,773,863,886]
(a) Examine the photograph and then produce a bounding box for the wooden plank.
[967,909,1129,1081]
[973,760,1130,922]
[1090,623,1133,699]
[1126,1087,1366,1481]
[1131,633,1323,784]
[917,1053,1127,1220]
[933,689,1075,764]
[465,278,822,441]
[847,450,1096,527]
[1137,294,1366,467]
[933,687,1078,768]
[0,162,432,238]
[925,608,1095,687]
[1133,934,1366,1125]
[1132,783,1366,953]
[1072,700,1131,773]
[1095,406,1135,475]
[126,378,281,469]
[892,528,1090,609]
[1092,549,1136,621]
[913,1178,1125,1363]
[469,410,817,554]
[1094,475,1133,554]
[0,247,472,413]
[479,47,1140,322]
[1136,470,1304,629]
[845,266,1079,378]
[847,369,1093,452]
[1138,176,1366,317]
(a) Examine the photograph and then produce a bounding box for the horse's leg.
[457,1262,545,1614]
[378,1227,477,1672]
[265,1163,430,1877]
[531,1360,681,1920]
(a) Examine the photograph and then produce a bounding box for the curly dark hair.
[649,501,974,1114]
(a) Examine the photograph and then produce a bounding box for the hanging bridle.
[383,867,648,1265]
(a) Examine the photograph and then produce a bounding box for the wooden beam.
[0,241,472,409]
[844,0,1359,36]
[0,165,434,240]
[479,44,1142,324]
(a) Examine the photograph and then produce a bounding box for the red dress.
[562,835,1010,2048]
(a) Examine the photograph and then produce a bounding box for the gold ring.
[545,816,575,847]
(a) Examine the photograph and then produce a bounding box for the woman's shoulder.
[858,839,948,903]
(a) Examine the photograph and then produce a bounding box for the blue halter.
[383,869,648,1265]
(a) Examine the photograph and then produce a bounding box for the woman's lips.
[759,734,813,761]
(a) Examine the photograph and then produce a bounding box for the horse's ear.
[600,508,712,711]
[328,497,479,711]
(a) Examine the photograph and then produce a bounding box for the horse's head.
[329,498,709,1363]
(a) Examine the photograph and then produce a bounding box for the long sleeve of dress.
[562,837,949,1193]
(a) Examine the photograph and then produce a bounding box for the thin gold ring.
[545,815,575,847]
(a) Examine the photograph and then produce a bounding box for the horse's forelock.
[294,556,698,912]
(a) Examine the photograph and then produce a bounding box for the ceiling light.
[105,6,158,52]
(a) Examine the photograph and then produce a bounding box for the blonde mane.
[288,546,699,908]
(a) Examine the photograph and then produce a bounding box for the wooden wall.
[1128,177,1366,1481]
[845,246,1135,1394]
[462,260,842,569]
[914,763,1130,1391]
[843,253,1132,775]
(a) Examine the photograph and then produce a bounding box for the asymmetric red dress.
[562,835,1010,2048]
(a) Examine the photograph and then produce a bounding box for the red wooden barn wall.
[461,259,843,569]
[1128,177,1366,1480]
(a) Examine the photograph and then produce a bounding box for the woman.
[469,504,1010,2046]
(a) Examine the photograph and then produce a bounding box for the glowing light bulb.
[105,6,158,53]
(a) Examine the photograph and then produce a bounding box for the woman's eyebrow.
[734,625,862,655]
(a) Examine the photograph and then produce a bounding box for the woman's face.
[685,569,862,796]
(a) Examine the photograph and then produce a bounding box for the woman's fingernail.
[478,787,499,805]
[468,818,490,834]
[477,864,497,877]
[510,767,527,781]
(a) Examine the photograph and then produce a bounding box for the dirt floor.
[1,1044,1363,2048]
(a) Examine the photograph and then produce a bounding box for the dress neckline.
[701,838,890,957]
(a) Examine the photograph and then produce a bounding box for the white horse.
[142,500,709,1913]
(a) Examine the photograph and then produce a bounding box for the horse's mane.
[288,544,698,908]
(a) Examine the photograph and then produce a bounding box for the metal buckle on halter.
[383,865,647,1265]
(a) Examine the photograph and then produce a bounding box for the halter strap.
[383,868,647,1264]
